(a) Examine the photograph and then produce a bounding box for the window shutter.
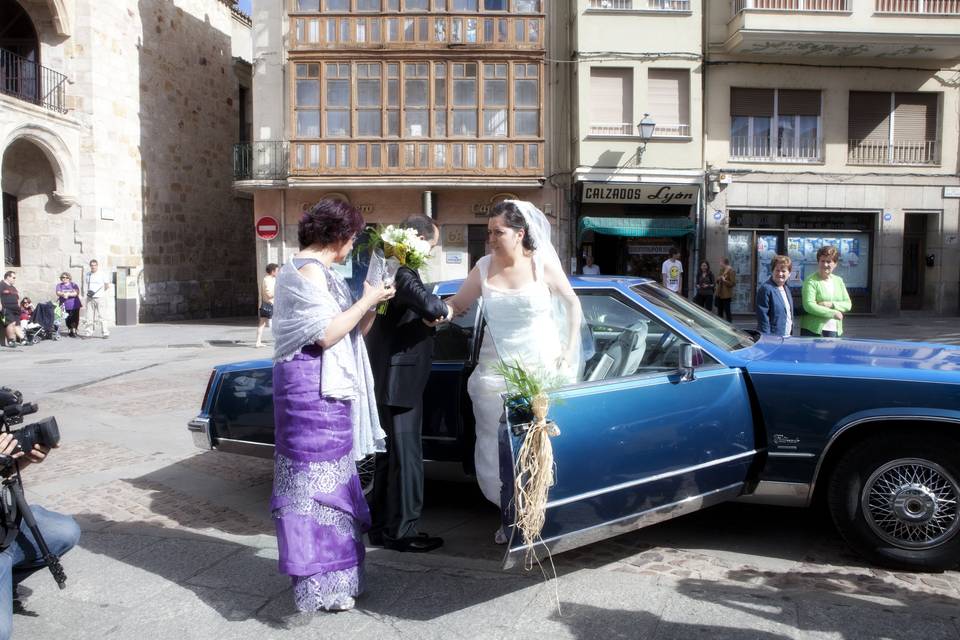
[848,91,890,142]
[589,68,632,125]
[647,69,690,128]
[778,90,821,116]
[730,88,773,117]
[893,93,938,142]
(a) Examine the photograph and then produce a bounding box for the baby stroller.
[24,301,60,344]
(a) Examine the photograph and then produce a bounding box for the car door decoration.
[496,359,563,567]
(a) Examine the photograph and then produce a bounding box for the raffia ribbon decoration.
[513,391,561,565]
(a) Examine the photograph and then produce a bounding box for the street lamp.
[637,113,656,165]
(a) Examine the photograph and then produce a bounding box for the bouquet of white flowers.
[364,224,433,314]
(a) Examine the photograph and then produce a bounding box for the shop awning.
[578,216,695,238]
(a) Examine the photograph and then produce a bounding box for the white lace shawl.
[272,261,385,461]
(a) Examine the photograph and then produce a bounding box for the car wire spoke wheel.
[356,454,376,497]
[861,458,960,550]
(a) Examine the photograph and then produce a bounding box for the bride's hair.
[489,202,536,251]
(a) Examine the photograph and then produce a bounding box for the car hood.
[739,335,960,380]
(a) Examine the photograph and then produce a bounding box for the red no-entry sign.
[255,216,279,241]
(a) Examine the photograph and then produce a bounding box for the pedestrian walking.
[80,260,110,338]
[716,258,736,322]
[693,261,715,311]
[801,245,851,337]
[661,248,683,294]
[55,272,82,337]
[255,263,278,348]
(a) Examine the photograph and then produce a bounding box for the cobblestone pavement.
[6,317,960,638]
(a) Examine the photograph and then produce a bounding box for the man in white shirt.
[581,255,600,276]
[661,248,683,293]
[81,259,110,338]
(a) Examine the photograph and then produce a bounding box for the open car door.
[498,290,760,568]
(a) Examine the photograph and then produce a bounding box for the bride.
[444,201,583,542]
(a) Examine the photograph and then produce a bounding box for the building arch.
[1,123,76,206]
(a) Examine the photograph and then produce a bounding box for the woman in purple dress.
[55,272,81,337]
[271,199,394,613]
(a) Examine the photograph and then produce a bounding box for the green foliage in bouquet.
[359,224,431,272]
[494,358,565,424]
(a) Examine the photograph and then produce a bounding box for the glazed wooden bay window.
[292,0,542,12]
[290,2,544,49]
[291,59,543,175]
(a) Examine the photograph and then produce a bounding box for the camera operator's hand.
[0,433,24,476]
[24,443,52,465]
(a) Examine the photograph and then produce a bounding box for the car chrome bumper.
[187,416,213,450]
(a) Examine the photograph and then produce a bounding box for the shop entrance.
[591,234,686,285]
[901,213,927,311]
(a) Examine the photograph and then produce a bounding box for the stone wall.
[136,0,255,320]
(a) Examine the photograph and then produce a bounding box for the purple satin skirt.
[271,345,369,611]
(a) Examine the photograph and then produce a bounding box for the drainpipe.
[422,190,433,218]
[280,190,287,264]
[692,186,703,301]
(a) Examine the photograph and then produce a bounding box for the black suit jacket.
[366,266,448,410]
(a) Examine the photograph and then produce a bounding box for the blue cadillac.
[188,277,960,572]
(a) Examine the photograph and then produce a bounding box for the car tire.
[827,434,960,571]
[356,454,375,498]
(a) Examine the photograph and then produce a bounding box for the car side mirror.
[679,343,697,382]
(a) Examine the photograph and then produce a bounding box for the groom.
[366,214,449,552]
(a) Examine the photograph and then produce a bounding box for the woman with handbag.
[255,263,278,348]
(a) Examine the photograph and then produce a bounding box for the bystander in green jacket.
[800,271,851,336]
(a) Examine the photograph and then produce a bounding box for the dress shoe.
[384,533,443,553]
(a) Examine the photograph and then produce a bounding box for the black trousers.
[694,294,714,312]
[801,328,838,337]
[716,297,732,321]
[370,403,424,542]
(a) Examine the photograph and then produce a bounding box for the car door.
[499,289,759,567]
[421,299,480,467]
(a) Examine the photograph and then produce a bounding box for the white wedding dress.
[467,255,571,505]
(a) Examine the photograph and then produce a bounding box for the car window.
[579,291,715,382]
[214,368,275,441]
[432,299,479,361]
[630,282,756,352]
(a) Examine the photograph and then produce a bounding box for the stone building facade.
[1,0,256,325]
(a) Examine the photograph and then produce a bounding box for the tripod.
[2,478,66,590]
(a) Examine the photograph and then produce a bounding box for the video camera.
[0,387,60,458]
[0,387,67,589]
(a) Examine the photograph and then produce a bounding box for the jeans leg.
[0,550,12,640]
[11,507,80,584]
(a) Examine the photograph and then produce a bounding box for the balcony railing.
[730,136,822,162]
[847,139,940,165]
[588,0,692,10]
[653,123,691,137]
[234,141,289,180]
[876,0,960,14]
[588,123,634,136]
[0,48,68,114]
[291,13,543,49]
[289,139,543,176]
[732,0,850,13]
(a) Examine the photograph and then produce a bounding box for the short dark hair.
[816,245,839,263]
[669,248,680,258]
[488,201,535,251]
[770,254,792,271]
[89,259,98,266]
[3,271,13,280]
[265,263,279,275]
[401,214,438,241]
[298,198,364,249]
